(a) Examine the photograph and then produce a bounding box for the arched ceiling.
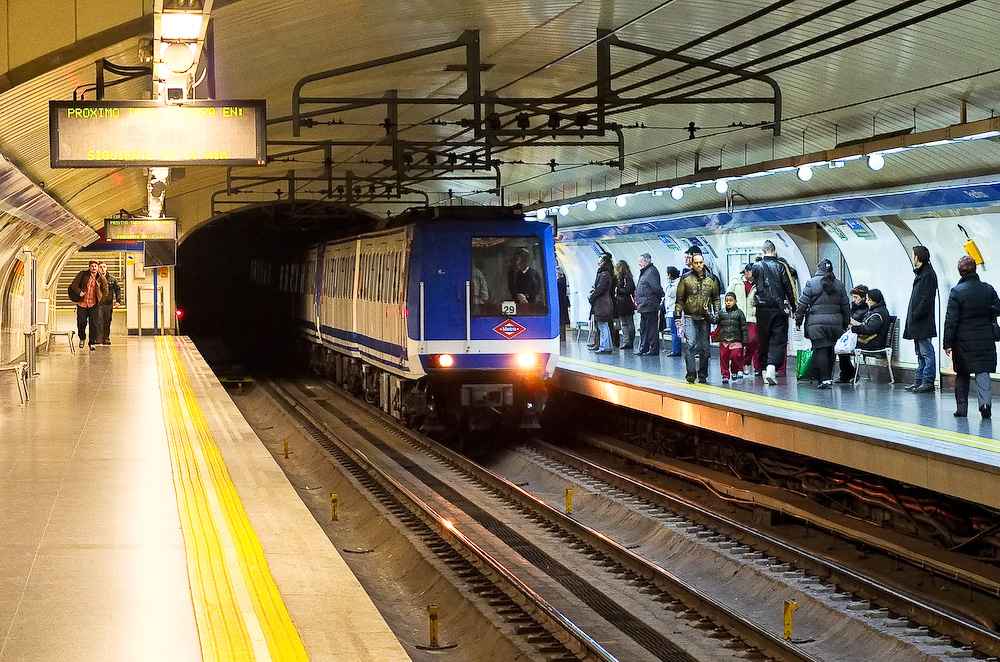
[1,0,999,242]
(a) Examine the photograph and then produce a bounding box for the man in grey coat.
[635,253,664,356]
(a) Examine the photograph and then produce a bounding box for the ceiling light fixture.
[670,187,683,200]
[797,166,813,182]
[615,195,627,207]
[586,199,598,212]
[867,153,885,171]
[559,205,569,216]
[714,180,728,194]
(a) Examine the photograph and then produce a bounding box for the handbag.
[834,329,858,355]
[796,349,814,379]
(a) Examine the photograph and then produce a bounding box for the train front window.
[471,236,548,317]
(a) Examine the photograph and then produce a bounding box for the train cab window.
[471,236,548,317]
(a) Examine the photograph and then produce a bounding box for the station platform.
[0,336,410,662]
[554,339,1000,512]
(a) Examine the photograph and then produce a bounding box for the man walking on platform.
[674,252,721,383]
[751,240,796,385]
[69,259,109,350]
[903,245,938,393]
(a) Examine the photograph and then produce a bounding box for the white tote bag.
[834,329,858,355]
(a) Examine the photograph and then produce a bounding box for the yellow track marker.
[560,356,1000,453]
[157,337,309,661]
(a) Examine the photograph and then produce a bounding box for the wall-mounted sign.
[49,100,267,167]
[105,218,177,241]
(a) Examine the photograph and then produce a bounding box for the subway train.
[294,206,559,434]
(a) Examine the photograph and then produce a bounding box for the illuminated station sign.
[49,100,267,167]
[104,217,177,241]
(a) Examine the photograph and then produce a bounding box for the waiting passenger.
[795,259,850,389]
[588,253,615,354]
[556,265,570,342]
[508,248,541,305]
[943,255,1000,419]
[849,288,890,351]
[728,264,757,373]
[674,253,721,383]
[836,284,869,383]
[903,246,939,393]
[751,240,797,385]
[663,266,681,357]
[613,260,637,350]
[717,292,749,384]
[635,253,664,356]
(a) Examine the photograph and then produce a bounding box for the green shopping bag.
[796,349,813,379]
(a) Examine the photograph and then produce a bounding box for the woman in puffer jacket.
[795,259,850,389]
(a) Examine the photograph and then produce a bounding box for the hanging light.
[797,166,813,182]
[586,199,598,212]
[867,153,885,171]
[670,187,684,200]
[615,195,627,208]
[535,209,547,220]
[558,205,569,216]
[714,180,728,194]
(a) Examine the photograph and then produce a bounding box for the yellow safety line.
[560,356,1000,454]
[158,337,310,662]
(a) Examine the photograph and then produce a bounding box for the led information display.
[49,100,267,167]
[105,217,177,241]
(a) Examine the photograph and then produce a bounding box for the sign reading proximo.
[49,100,267,167]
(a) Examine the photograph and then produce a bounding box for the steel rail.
[529,437,1000,658]
[292,380,826,662]
[267,380,618,662]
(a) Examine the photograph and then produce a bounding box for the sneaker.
[903,382,922,391]
[743,365,752,376]
[764,365,777,385]
[721,378,729,384]
[88,344,96,351]
[818,380,833,389]
[734,373,743,381]
[79,340,85,348]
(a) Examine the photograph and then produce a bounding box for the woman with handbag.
[613,260,637,350]
[794,259,850,389]
[835,285,869,383]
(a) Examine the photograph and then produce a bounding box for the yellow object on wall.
[964,239,984,265]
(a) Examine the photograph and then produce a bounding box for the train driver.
[508,247,541,305]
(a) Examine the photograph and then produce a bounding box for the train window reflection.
[471,236,548,317]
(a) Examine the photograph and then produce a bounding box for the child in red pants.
[717,292,749,383]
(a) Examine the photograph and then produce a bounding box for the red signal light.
[175,309,184,319]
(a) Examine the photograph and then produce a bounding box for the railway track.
[264,375,992,662]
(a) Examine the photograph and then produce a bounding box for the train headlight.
[436,354,454,368]
[516,353,540,369]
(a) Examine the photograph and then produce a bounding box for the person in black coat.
[635,253,664,356]
[850,288,891,350]
[836,284,869,383]
[588,253,615,354]
[556,265,570,342]
[613,260,637,350]
[902,246,939,393]
[943,255,1000,419]
[795,259,850,389]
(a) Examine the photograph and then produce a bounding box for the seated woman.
[850,288,890,350]
[836,284,869,383]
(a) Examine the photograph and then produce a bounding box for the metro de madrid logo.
[493,319,526,339]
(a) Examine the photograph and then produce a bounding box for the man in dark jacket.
[751,240,796,385]
[674,253,721,383]
[69,259,109,350]
[97,261,122,346]
[635,253,664,356]
[943,255,1000,419]
[903,246,938,393]
[588,253,615,354]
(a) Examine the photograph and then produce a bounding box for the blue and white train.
[295,207,559,432]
